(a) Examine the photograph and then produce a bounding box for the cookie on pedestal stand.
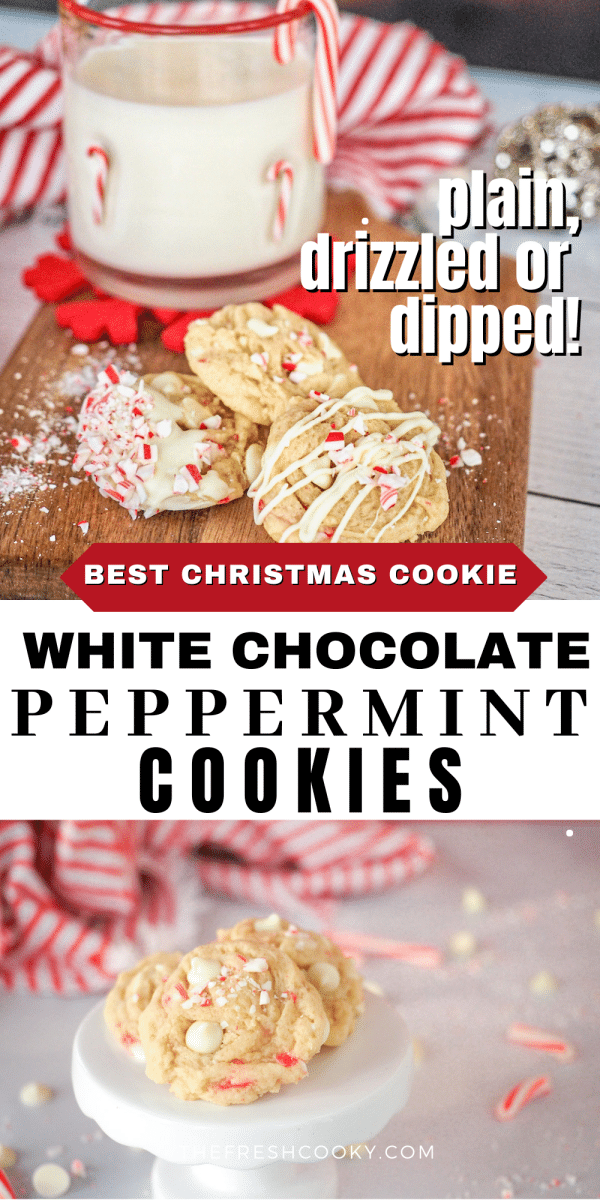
[72,992,413,1199]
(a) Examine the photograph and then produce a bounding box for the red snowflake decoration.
[21,224,343,348]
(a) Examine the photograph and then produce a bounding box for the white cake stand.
[72,993,413,1200]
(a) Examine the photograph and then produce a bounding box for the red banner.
[62,544,546,612]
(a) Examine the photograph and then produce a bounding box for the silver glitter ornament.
[495,103,600,220]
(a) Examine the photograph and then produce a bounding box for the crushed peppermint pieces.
[1,346,142,521]
[276,1052,299,1067]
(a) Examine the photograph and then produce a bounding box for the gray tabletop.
[1,10,599,598]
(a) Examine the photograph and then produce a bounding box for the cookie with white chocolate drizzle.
[74,367,267,517]
[139,939,329,1103]
[249,386,449,543]
[218,915,364,1047]
[184,302,362,426]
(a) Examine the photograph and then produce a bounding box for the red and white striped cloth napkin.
[0,4,488,224]
[0,820,434,994]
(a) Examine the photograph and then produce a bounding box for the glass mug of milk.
[60,0,326,307]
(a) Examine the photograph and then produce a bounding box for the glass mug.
[59,0,325,307]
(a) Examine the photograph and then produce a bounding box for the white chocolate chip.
[130,1043,146,1063]
[20,1082,53,1107]
[243,958,269,972]
[318,331,342,359]
[247,318,279,337]
[461,448,482,468]
[299,358,323,374]
[185,1021,223,1053]
[259,990,270,1005]
[186,957,222,990]
[254,913,282,932]
[449,931,477,958]
[307,962,341,992]
[0,1144,16,1169]
[363,979,385,996]
[529,969,558,994]
[32,1163,70,1198]
[245,443,263,484]
[461,887,487,914]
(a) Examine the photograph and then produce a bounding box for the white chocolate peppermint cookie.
[218,917,363,1047]
[139,940,329,1104]
[104,951,181,1059]
[184,303,362,426]
[74,366,266,517]
[249,386,449,543]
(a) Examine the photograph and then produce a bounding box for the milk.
[63,35,324,299]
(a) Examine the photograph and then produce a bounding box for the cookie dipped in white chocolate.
[74,367,266,518]
[249,386,449,544]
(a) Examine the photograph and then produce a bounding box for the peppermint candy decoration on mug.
[87,143,110,224]
[274,0,339,164]
[266,159,294,240]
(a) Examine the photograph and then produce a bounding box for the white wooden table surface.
[1,10,599,599]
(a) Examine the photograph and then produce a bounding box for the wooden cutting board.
[0,192,533,600]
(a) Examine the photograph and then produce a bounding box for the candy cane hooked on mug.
[267,159,294,240]
[274,0,339,164]
[87,143,110,224]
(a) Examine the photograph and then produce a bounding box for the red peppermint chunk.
[121,1031,138,1047]
[448,454,461,468]
[214,1079,252,1091]
[276,1052,299,1068]
[185,462,202,486]
[325,430,344,444]
[104,363,120,384]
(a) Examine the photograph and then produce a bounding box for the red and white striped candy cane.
[274,0,339,164]
[494,1075,552,1122]
[0,1168,16,1200]
[267,159,294,240]
[506,1023,576,1063]
[323,929,443,968]
[87,143,110,224]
